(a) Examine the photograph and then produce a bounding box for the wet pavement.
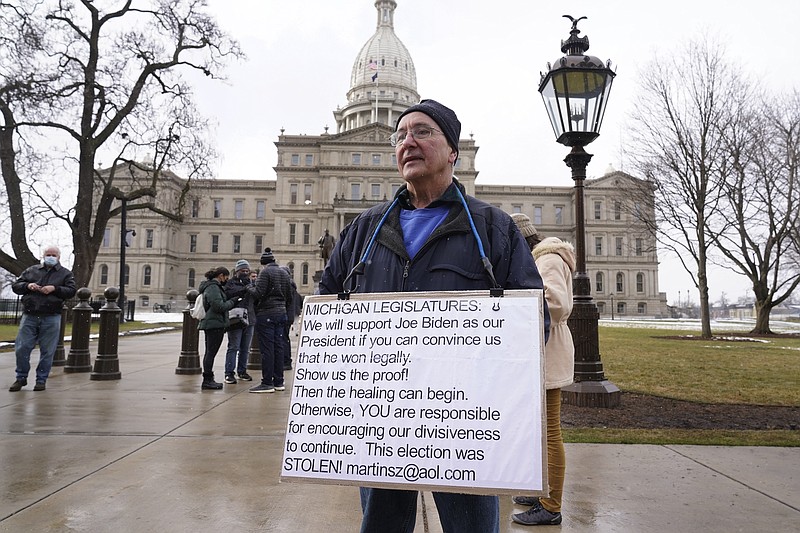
[1,330,798,532]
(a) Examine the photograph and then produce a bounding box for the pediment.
[323,124,394,145]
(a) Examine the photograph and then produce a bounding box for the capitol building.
[89,0,668,319]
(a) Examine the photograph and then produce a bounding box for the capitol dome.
[334,1,420,132]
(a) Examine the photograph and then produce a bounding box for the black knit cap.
[260,247,275,265]
[395,99,461,160]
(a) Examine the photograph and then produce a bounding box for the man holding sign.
[319,99,549,533]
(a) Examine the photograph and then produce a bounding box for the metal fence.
[0,297,134,324]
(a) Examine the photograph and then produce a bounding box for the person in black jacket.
[222,259,256,384]
[9,246,76,392]
[319,99,548,533]
[248,248,293,393]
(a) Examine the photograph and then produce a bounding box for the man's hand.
[39,285,56,295]
[27,283,42,292]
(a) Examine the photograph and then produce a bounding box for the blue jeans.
[225,323,254,376]
[15,313,62,384]
[359,488,499,533]
[255,313,286,387]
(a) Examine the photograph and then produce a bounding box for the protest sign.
[280,289,546,495]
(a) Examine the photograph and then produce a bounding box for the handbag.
[228,307,249,328]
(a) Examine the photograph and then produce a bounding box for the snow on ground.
[600,317,800,333]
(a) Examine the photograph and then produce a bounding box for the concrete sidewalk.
[1,331,798,532]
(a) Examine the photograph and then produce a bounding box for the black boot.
[201,372,222,390]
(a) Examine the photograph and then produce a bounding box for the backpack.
[190,292,206,320]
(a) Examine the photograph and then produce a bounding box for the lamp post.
[538,15,620,407]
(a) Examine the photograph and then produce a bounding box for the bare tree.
[627,36,742,338]
[0,0,243,287]
[710,89,800,333]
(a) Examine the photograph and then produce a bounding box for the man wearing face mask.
[9,246,76,392]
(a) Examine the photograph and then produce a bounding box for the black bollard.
[52,302,68,366]
[90,287,122,381]
[65,288,93,373]
[175,290,201,375]
[247,322,262,371]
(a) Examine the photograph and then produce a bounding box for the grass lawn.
[561,325,800,446]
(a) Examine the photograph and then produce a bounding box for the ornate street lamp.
[539,15,620,407]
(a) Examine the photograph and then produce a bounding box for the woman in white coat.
[510,213,575,526]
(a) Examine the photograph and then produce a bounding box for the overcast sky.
[190,0,795,305]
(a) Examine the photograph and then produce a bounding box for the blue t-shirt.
[399,206,450,259]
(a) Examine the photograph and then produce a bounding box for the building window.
[614,200,622,220]
[234,200,244,219]
[191,199,200,218]
[512,205,522,214]
[617,302,626,315]
[594,201,601,220]
[595,237,603,255]
[102,228,111,248]
[141,296,149,307]
[533,206,542,225]
[595,272,603,292]
[635,238,643,256]
[303,224,310,245]
[302,263,309,285]
[555,206,563,225]
[351,183,361,200]
[233,235,241,254]
[371,184,381,199]
[616,272,624,292]
[638,302,647,314]
[211,235,219,253]
[146,229,154,248]
[634,202,643,219]
[124,265,130,285]
[213,199,221,218]
[597,302,605,314]
[290,184,298,204]
[255,235,263,254]
[291,154,299,165]
[615,237,623,256]
[287,262,295,278]
[256,200,266,219]
[304,184,312,203]
[391,183,400,197]
[143,265,152,286]
[100,265,108,285]
[352,153,361,165]
[372,153,381,165]
[636,273,645,292]
[391,154,397,166]
[188,268,195,288]
[305,154,313,166]
[189,235,197,253]
[289,224,296,245]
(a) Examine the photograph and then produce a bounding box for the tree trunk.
[751,300,773,335]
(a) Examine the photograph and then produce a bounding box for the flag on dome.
[372,72,378,82]
[368,61,378,70]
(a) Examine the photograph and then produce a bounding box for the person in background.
[510,212,575,526]
[223,259,256,384]
[197,266,239,390]
[280,265,302,370]
[9,246,76,392]
[249,248,293,393]
[319,99,548,533]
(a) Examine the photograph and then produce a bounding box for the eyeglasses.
[389,126,444,147]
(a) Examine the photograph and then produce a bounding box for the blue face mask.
[43,256,58,267]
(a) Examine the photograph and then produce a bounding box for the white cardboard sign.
[280,289,546,495]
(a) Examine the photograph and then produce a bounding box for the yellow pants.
[541,388,565,513]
